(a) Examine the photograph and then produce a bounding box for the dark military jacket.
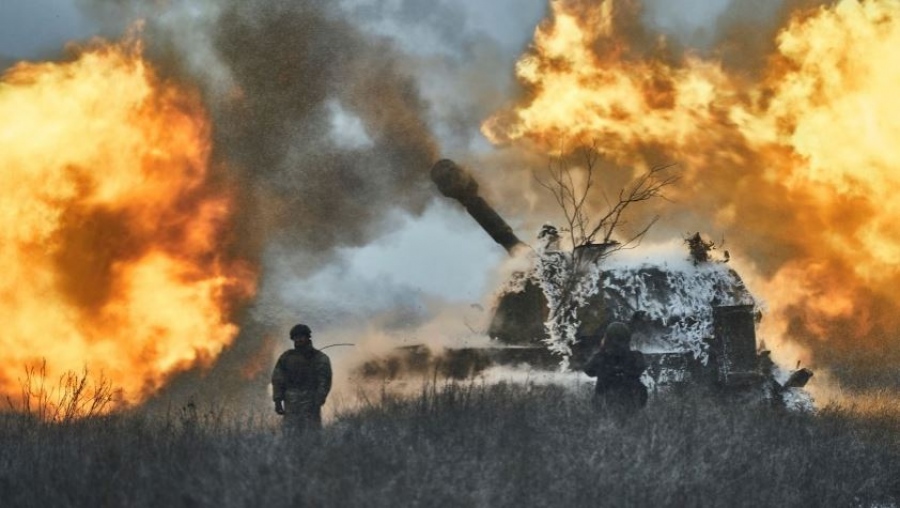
[271,348,332,407]
[584,349,647,393]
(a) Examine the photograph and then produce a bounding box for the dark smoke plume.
[82,0,437,258]
[213,3,436,249]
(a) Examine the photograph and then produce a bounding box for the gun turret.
[431,159,524,254]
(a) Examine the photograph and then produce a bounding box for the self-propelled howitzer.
[427,159,812,405]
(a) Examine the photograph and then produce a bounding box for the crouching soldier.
[272,324,332,434]
[584,322,648,415]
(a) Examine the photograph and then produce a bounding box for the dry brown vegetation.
[2,380,900,507]
[5,361,117,423]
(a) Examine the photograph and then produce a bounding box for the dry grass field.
[2,380,900,507]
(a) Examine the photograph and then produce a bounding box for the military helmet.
[289,323,312,340]
[602,321,631,350]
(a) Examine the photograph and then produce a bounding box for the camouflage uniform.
[272,339,332,433]
[584,322,648,414]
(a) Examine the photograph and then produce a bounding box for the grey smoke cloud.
[211,2,437,251]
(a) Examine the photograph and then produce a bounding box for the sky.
[0,0,94,60]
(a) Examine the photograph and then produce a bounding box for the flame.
[485,0,900,376]
[0,38,256,407]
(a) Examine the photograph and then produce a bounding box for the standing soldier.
[584,321,648,415]
[272,324,332,433]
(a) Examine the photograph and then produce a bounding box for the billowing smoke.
[85,1,439,260]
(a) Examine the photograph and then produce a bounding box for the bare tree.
[535,143,678,256]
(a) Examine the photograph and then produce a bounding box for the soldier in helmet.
[584,321,648,415]
[271,324,332,433]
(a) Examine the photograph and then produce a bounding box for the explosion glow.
[0,39,256,406]
[484,0,900,378]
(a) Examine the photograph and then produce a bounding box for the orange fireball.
[485,0,900,376]
[0,39,256,408]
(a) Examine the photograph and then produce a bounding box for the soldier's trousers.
[282,391,322,435]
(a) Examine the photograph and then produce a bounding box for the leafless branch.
[539,143,678,259]
[583,162,678,251]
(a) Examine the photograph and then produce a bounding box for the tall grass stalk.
[5,360,116,423]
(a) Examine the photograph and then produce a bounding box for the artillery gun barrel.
[430,159,524,254]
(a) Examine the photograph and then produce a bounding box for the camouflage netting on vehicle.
[601,257,758,363]
[534,249,605,364]
[495,244,760,369]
